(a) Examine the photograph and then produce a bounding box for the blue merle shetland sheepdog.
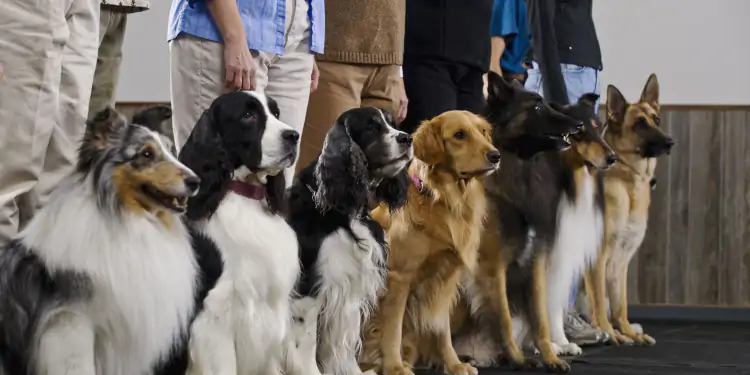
[0,106,203,375]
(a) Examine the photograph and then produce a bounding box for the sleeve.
[527,0,569,105]
[490,0,519,38]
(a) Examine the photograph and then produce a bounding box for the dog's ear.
[78,106,127,171]
[639,73,660,112]
[313,118,369,215]
[606,85,629,126]
[487,71,515,104]
[131,104,172,134]
[265,172,287,216]
[374,167,410,211]
[413,118,444,166]
[548,102,569,113]
[180,109,233,221]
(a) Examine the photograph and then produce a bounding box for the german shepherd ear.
[606,85,629,125]
[640,73,660,112]
[486,71,515,103]
[413,117,444,166]
[131,104,172,134]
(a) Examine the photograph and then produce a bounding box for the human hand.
[223,40,257,91]
[396,78,408,124]
[310,60,319,92]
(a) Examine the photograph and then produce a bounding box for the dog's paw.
[506,356,541,371]
[542,358,571,373]
[556,343,582,356]
[632,333,656,346]
[445,362,478,375]
[382,364,414,375]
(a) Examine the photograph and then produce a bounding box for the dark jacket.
[526,0,602,104]
[404,0,494,71]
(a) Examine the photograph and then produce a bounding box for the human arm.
[489,0,517,75]
[490,37,507,75]
[527,0,568,104]
[206,0,257,90]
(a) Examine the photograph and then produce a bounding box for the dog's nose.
[184,176,201,192]
[282,130,300,145]
[396,133,412,145]
[606,154,618,166]
[486,150,501,164]
[664,137,675,148]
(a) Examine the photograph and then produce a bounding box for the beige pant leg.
[88,8,128,120]
[254,0,314,185]
[170,35,226,151]
[20,0,101,224]
[0,0,69,244]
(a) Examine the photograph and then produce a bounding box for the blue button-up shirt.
[168,0,325,55]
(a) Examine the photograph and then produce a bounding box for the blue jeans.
[524,62,601,114]
[524,62,601,309]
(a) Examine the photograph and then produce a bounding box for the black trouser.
[400,59,485,134]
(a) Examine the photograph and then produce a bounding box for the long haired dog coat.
[0,106,201,375]
[287,107,413,375]
[178,91,320,375]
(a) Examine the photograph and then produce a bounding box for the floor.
[415,320,750,375]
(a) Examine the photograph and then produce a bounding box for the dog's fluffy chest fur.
[317,219,386,313]
[546,167,603,308]
[22,189,197,375]
[197,192,299,373]
[204,193,299,302]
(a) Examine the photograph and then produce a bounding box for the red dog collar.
[229,180,266,201]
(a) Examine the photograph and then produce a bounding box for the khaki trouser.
[170,0,314,186]
[298,62,401,171]
[0,0,100,245]
[88,8,128,120]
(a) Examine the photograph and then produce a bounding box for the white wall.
[117,0,750,105]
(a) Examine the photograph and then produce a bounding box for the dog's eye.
[534,105,542,113]
[243,112,257,121]
[653,115,661,126]
[454,131,465,140]
[139,149,154,160]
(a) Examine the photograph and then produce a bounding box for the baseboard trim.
[628,305,750,323]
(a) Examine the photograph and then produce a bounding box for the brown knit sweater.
[316,0,405,65]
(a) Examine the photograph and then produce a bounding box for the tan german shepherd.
[582,74,674,346]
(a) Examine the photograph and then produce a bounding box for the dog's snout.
[396,133,413,146]
[605,154,618,166]
[282,130,300,145]
[486,150,501,164]
[664,137,675,148]
[184,176,201,192]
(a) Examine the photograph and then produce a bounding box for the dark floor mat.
[413,320,750,375]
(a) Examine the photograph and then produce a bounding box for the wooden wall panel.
[625,107,750,307]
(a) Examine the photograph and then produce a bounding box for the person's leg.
[170,34,226,151]
[0,0,69,244]
[22,0,101,222]
[259,0,314,185]
[297,61,368,173]
[401,60,457,134]
[455,65,486,115]
[88,8,128,120]
[360,64,401,115]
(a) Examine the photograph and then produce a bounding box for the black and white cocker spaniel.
[177,91,322,375]
[286,107,413,375]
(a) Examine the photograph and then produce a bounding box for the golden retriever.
[359,111,500,375]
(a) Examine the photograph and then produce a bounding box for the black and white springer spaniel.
[177,91,322,375]
[287,107,413,375]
